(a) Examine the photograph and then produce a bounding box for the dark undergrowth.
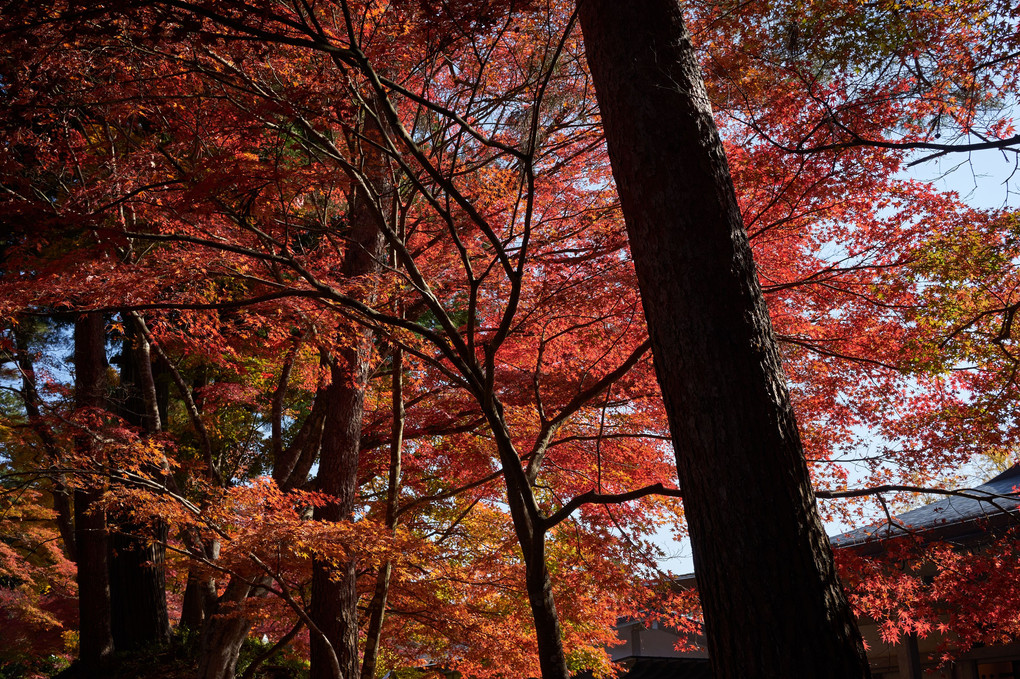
[0,631,309,679]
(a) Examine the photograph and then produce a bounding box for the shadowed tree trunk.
[197,578,255,679]
[180,562,218,634]
[108,528,170,651]
[109,314,170,651]
[309,116,391,679]
[577,3,871,678]
[73,312,115,669]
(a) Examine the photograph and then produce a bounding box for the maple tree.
[0,0,1019,678]
[2,4,676,678]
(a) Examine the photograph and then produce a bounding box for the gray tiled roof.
[830,465,1020,549]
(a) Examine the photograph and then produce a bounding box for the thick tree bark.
[309,307,383,679]
[109,316,170,650]
[180,564,217,633]
[197,578,254,679]
[73,312,115,669]
[309,111,391,679]
[577,3,871,678]
[109,526,170,650]
[310,365,369,679]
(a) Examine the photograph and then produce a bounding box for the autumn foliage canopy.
[0,0,1019,677]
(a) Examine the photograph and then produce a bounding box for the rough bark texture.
[309,116,390,679]
[109,526,170,651]
[73,312,115,669]
[109,318,170,650]
[577,3,872,678]
[197,578,254,679]
[310,367,369,679]
[180,565,217,632]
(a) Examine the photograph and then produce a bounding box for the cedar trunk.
[310,365,370,679]
[73,313,115,669]
[109,525,170,650]
[110,319,170,650]
[180,564,218,632]
[309,114,390,679]
[577,3,872,678]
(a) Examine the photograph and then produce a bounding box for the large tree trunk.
[73,312,115,669]
[197,578,254,679]
[109,527,170,650]
[309,112,391,679]
[109,316,170,650]
[309,290,384,679]
[577,3,871,678]
[180,562,218,633]
[310,367,368,679]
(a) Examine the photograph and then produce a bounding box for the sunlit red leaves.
[4,0,1020,673]
[0,487,77,662]
[839,531,1020,657]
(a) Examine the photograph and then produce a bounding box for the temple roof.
[831,465,1020,550]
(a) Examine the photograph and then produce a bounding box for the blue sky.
[653,143,1020,576]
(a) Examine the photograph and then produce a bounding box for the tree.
[1,5,680,677]
[108,314,171,652]
[1,0,1019,677]
[577,2,871,677]
[72,312,116,670]
[308,108,391,679]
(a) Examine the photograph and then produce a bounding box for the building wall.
[610,620,708,661]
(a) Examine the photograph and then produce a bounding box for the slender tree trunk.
[577,3,871,678]
[73,312,115,669]
[189,342,321,676]
[274,382,327,492]
[485,413,569,679]
[309,111,391,679]
[524,537,567,679]
[362,348,404,679]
